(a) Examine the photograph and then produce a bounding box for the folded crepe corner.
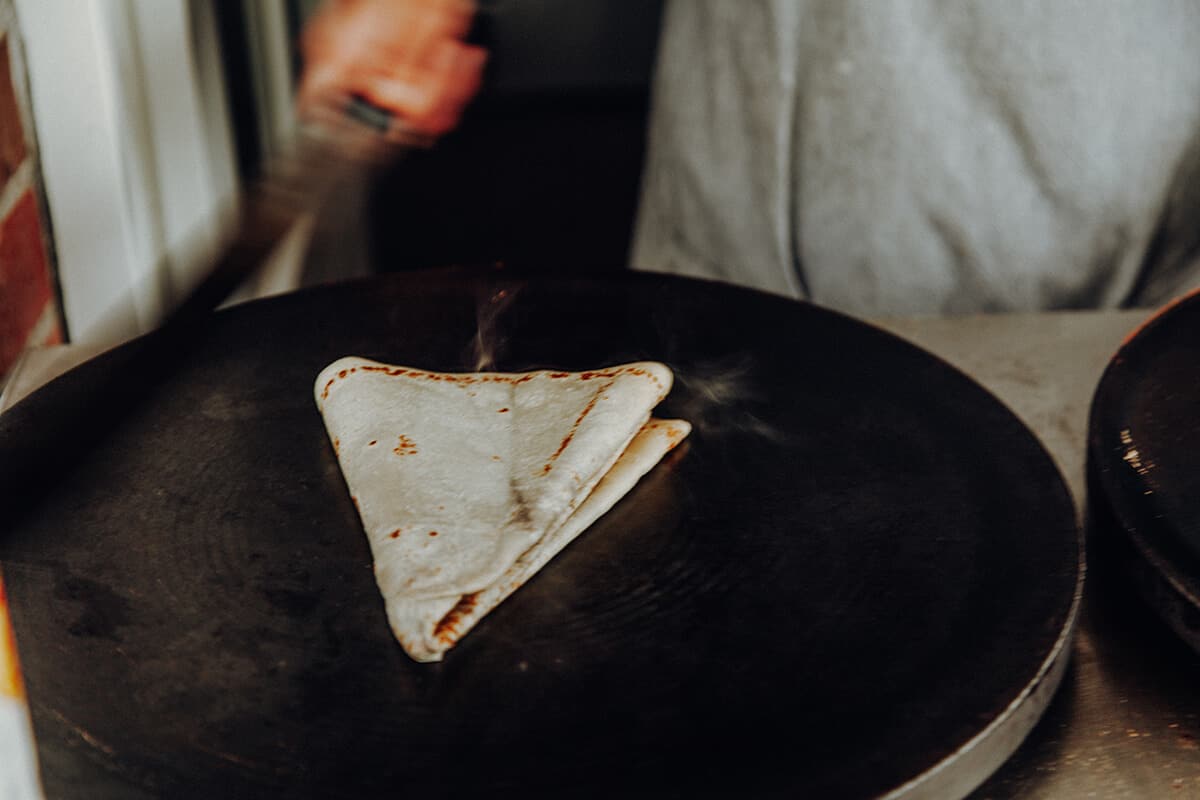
[314,357,689,662]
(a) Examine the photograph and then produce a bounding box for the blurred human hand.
[298,0,486,143]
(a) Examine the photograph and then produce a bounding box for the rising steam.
[469,284,521,371]
[671,355,787,442]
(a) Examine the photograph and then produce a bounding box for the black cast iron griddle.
[1088,290,1200,653]
[0,270,1080,799]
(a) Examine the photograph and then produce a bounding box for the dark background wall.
[476,0,664,96]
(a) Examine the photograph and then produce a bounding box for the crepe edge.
[392,417,692,662]
[314,356,674,412]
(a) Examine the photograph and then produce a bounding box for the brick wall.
[0,1,61,384]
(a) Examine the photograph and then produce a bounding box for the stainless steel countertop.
[5,307,1199,798]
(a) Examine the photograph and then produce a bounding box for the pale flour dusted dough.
[315,357,689,662]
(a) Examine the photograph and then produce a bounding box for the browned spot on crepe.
[434,593,479,643]
[540,380,613,475]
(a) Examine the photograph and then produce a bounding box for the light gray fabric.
[631,0,1200,315]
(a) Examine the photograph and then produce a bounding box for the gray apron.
[631,0,1200,315]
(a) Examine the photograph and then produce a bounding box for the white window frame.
[12,0,298,347]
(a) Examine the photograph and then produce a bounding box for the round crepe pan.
[1088,290,1200,653]
[0,270,1080,799]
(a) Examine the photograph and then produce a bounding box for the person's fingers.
[351,38,484,134]
[356,0,472,76]
[416,42,488,136]
[421,0,476,40]
[354,55,438,120]
[435,40,488,108]
[365,2,434,75]
[297,0,482,136]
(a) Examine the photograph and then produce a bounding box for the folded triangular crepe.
[314,357,689,662]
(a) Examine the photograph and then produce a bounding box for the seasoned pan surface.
[0,270,1079,798]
